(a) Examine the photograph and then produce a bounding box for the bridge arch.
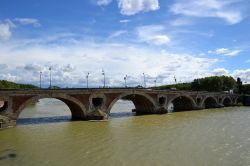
[201,96,219,108]
[107,92,157,115]
[167,95,196,112]
[0,100,8,112]
[234,96,242,104]
[15,94,87,120]
[222,97,232,106]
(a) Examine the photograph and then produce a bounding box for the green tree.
[222,76,236,91]
[0,80,38,89]
[191,76,236,92]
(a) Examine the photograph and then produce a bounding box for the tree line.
[0,80,38,89]
[155,76,249,94]
[0,76,250,94]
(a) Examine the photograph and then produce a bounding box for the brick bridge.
[0,88,240,124]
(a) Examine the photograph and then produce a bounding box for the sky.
[0,0,250,88]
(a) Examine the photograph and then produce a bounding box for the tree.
[0,80,38,89]
[191,76,236,92]
[222,76,236,91]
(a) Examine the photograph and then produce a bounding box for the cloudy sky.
[0,0,250,88]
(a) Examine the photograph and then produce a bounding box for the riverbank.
[0,115,16,130]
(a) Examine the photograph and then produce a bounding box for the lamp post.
[124,75,127,88]
[39,71,42,89]
[86,72,89,88]
[49,67,52,89]
[143,73,146,88]
[154,78,157,88]
[102,69,105,88]
[197,78,200,90]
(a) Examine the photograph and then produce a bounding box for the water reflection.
[17,99,136,125]
[0,149,17,161]
[17,116,71,125]
[110,112,135,119]
[17,112,137,125]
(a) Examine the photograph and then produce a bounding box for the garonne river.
[0,99,250,166]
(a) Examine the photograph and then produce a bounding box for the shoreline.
[0,115,16,130]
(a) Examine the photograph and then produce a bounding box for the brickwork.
[0,89,240,127]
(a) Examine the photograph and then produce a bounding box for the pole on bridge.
[143,73,146,88]
[124,75,127,88]
[40,71,42,89]
[174,76,177,84]
[102,69,105,88]
[86,72,89,88]
[49,67,52,89]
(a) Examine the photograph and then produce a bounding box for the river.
[0,99,250,166]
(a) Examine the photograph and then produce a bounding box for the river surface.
[0,99,250,166]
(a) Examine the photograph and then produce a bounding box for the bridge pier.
[86,108,108,120]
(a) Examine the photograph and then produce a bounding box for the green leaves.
[0,80,38,89]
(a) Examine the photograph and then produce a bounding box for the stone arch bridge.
[0,88,239,123]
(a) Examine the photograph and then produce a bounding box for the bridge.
[0,88,240,127]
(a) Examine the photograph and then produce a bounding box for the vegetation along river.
[0,99,250,166]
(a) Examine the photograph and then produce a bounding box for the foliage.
[242,84,250,94]
[154,76,237,92]
[49,86,61,89]
[0,80,38,89]
[191,76,236,92]
[154,83,192,90]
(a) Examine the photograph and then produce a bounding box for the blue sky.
[0,0,250,88]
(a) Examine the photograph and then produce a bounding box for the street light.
[174,76,177,84]
[124,75,127,88]
[49,67,52,89]
[143,73,146,88]
[86,72,90,88]
[197,78,200,90]
[154,78,157,88]
[39,71,42,89]
[102,69,105,88]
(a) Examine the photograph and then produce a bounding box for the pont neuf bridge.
[0,88,239,125]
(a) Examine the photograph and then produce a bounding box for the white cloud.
[0,73,17,82]
[232,69,250,83]
[208,48,241,56]
[0,22,12,40]
[118,0,159,15]
[148,35,170,45]
[170,17,193,26]
[214,48,228,54]
[120,19,131,23]
[224,50,241,56]
[96,0,112,6]
[24,63,43,72]
[62,64,75,72]
[13,18,41,27]
[137,25,170,45]
[109,30,127,38]
[0,18,40,41]
[213,68,229,76]
[170,0,244,24]
[0,64,8,69]
[4,19,16,28]
[0,35,217,87]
